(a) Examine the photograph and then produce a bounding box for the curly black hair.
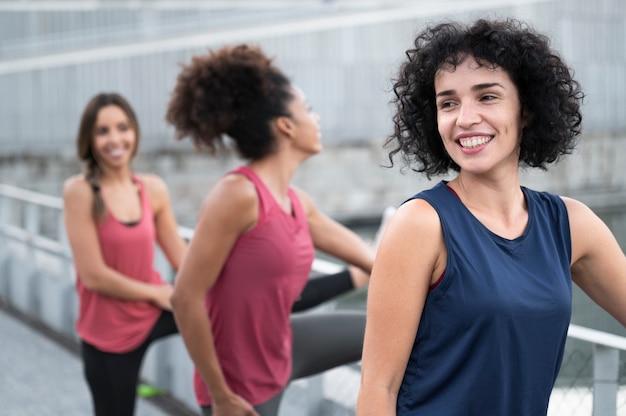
[387,18,584,177]
[166,44,293,160]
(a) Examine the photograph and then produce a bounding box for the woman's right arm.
[63,176,172,306]
[356,199,445,415]
[170,174,260,416]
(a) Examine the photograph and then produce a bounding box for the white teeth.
[459,136,491,149]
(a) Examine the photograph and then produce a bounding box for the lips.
[106,148,127,157]
[458,135,492,149]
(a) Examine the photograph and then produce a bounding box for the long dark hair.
[76,92,140,220]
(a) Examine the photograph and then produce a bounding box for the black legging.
[292,269,354,312]
[81,311,178,416]
[202,310,366,416]
[290,310,365,380]
[81,270,357,416]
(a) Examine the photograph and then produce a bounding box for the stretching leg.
[290,310,366,380]
[81,340,149,416]
[81,311,178,416]
[292,269,354,312]
[200,312,364,415]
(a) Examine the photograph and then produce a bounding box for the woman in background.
[167,44,375,416]
[63,92,187,416]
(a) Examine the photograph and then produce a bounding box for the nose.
[107,129,125,144]
[456,100,481,128]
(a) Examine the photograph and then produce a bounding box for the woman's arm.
[170,174,260,416]
[356,199,445,415]
[142,174,187,271]
[566,197,626,327]
[291,205,396,312]
[62,175,172,308]
[295,188,375,273]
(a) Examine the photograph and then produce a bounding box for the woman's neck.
[449,173,525,215]
[98,166,134,186]
[247,154,299,194]
[448,173,528,239]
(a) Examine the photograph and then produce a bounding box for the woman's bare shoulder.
[211,172,258,204]
[395,197,441,228]
[62,174,91,201]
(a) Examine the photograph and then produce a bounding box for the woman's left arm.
[295,188,374,273]
[566,197,626,327]
[143,174,188,271]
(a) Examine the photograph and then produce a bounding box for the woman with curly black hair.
[357,18,626,415]
[166,44,375,416]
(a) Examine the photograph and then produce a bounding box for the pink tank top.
[75,176,163,353]
[194,166,315,406]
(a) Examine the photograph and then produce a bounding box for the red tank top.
[75,176,163,353]
[194,166,315,406]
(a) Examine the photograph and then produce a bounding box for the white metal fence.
[0,183,364,415]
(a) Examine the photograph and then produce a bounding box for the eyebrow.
[436,82,505,97]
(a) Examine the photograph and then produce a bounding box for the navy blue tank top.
[397,181,572,415]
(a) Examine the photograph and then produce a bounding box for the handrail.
[4,183,626,348]
[568,323,626,351]
[0,183,63,208]
[3,183,626,345]
[0,183,346,275]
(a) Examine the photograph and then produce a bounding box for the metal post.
[0,194,8,225]
[593,343,619,416]
[0,243,10,300]
[305,373,325,416]
[24,202,39,235]
[57,212,68,247]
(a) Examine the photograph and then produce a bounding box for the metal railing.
[1,182,626,415]
[0,183,356,414]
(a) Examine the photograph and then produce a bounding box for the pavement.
[0,302,198,416]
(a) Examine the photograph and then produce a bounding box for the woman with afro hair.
[167,44,375,416]
[357,18,626,415]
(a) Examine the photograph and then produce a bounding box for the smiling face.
[434,56,525,177]
[91,105,137,171]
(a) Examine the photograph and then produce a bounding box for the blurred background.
[1,0,626,415]
[1,0,625,226]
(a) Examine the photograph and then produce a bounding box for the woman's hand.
[213,394,260,416]
[151,283,174,310]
